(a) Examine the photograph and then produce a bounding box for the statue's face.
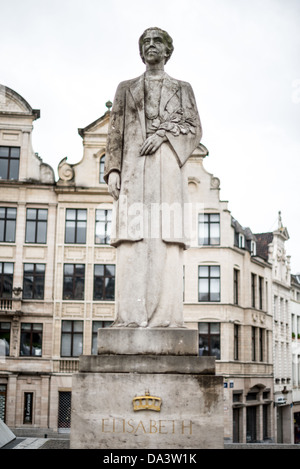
[141,29,169,65]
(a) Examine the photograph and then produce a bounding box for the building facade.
[291,274,300,443]
[0,84,297,444]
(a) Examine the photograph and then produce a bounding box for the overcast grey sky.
[1,0,300,271]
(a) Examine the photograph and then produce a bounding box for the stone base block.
[97,327,198,356]
[70,355,224,449]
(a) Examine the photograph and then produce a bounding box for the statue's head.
[139,27,174,64]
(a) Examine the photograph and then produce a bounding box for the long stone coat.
[104,72,202,248]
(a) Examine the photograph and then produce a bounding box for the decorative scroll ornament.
[133,391,162,412]
[58,157,74,182]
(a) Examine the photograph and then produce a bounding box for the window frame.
[198,213,220,246]
[0,146,20,180]
[0,262,14,299]
[0,322,11,357]
[22,263,46,300]
[198,322,221,359]
[25,208,48,244]
[198,265,220,302]
[99,154,105,184]
[63,264,85,301]
[61,320,83,357]
[65,209,87,244]
[0,207,17,243]
[20,323,43,357]
[95,209,112,245]
[93,264,115,301]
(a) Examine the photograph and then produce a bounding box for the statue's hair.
[139,27,174,64]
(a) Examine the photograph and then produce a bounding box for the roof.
[254,232,274,261]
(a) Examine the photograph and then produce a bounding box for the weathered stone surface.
[70,371,224,449]
[79,354,215,374]
[0,419,15,448]
[97,327,199,356]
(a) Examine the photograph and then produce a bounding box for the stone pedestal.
[70,328,224,449]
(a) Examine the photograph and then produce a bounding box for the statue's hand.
[108,171,121,201]
[140,133,167,156]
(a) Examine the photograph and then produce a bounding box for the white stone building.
[291,273,300,443]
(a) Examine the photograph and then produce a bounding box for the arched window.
[99,155,105,183]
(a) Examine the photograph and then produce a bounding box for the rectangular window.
[91,320,113,355]
[198,265,220,302]
[0,262,14,298]
[0,384,7,422]
[94,264,115,301]
[63,264,85,300]
[198,213,220,245]
[95,209,112,244]
[0,207,17,242]
[61,320,83,357]
[251,273,256,308]
[259,276,263,310]
[25,208,48,244]
[234,324,239,360]
[65,209,87,244]
[23,263,45,299]
[252,326,256,361]
[20,323,43,356]
[198,322,220,359]
[234,269,239,305]
[23,392,33,424]
[259,328,264,362]
[0,322,11,357]
[0,146,20,180]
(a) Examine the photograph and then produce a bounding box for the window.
[198,323,220,359]
[65,209,87,244]
[0,146,20,180]
[63,264,85,300]
[198,265,220,302]
[23,263,45,299]
[259,276,263,310]
[259,328,264,362]
[234,269,239,305]
[234,324,239,360]
[95,209,112,244]
[251,273,256,308]
[20,323,43,356]
[91,320,113,354]
[251,240,256,256]
[0,262,13,298]
[252,326,256,361]
[0,207,16,242]
[238,233,245,249]
[0,322,11,356]
[94,264,115,300]
[198,213,220,245]
[25,208,48,243]
[23,392,33,424]
[99,155,105,183]
[61,320,83,357]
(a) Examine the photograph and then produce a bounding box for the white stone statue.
[104,27,202,328]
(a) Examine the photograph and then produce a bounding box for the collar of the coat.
[129,73,180,140]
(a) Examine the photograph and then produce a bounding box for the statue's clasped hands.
[140,131,167,156]
[108,131,167,201]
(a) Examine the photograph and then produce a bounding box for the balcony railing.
[0,298,12,311]
[53,359,79,373]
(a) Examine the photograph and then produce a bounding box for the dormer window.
[0,146,20,180]
[251,240,256,256]
[238,233,245,249]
